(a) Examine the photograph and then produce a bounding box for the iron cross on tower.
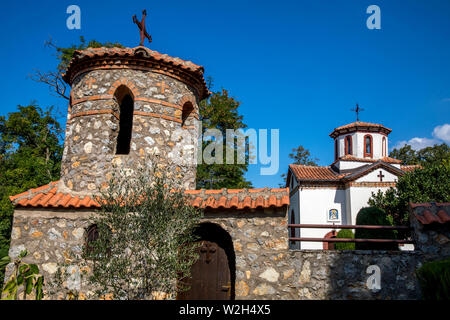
[133,9,152,47]
[351,103,364,121]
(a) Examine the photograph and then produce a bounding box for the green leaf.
[6,286,18,300]
[19,250,27,258]
[17,274,24,286]
[29,264,39,275]
[19,264,29,274]
[35,276,44,300]
[25,277,33,295]
[2,279,15,293]
[0,256,10,268]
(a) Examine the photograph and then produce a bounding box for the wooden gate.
[177,240,231,300]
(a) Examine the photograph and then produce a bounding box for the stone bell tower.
[60,46,209,193]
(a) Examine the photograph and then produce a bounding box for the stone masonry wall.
[202,210,424,300]
[5,207,444,300]
[61,69,200,193]
[5,209,94,299]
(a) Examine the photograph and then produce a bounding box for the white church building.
[286,121,418,250]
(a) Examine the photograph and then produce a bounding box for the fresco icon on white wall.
[327,209,340,222]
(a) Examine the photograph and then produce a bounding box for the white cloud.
[392,123,449,151]
[393,137,439,151]
[432,124,450,144]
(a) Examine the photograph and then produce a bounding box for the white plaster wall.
[298,188,346,249]
[334,160,372,171]
[336,132,357,158]
[353,132,386,159]
[355,168,399,183]
[335,132,388,160]
[347,186,392,224]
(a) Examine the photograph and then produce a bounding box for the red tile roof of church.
[9,181,289,211]
[331,155,403,165]
[289,160,412,184]
[400,164,422,172]
[409,202,450,225]
[289,164,349,181]
[329,121,392,138]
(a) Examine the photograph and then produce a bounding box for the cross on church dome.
[350,103,364,121]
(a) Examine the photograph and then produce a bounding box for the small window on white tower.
[345,135,352,155]
[382,137,387,157]
[364,134,373,158]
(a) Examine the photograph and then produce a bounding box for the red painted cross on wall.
[377,170,385,182]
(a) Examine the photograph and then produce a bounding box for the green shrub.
[355,207,397,250]
[416,258,450,300]
[335,229,355,250]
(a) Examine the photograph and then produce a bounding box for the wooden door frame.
[177,222,236,300]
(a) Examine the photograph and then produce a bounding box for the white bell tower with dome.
[286,117,418,250]
[330,121,401,171]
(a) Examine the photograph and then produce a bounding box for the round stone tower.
[60,46,208,193]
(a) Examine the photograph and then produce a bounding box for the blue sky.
[1,0,449,188]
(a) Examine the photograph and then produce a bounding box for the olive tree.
[82,165,202,300]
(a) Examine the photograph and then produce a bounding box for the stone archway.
[177,222,236,300]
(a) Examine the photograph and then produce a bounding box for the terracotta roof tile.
[409,202,450,225]
[289,164,348,181]
[330,121,392,138]
[62,46,209,100]
[334,155,402,164]
[66,46,203,74]
[10,181,289,211]
[400,165,422,172]
[229,196,239,208]
[290,160,406,184]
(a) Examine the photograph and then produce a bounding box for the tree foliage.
[370,142,449,226]
[389,143,449,167]
[368,163,450,225]
[334,229,355,250]
[416,257,450,300]
[81,166,202,300]
[31,36,124,100]
[287,145,319,166]
[280,145,318,186]
[54,36,124,74]
[1,250,44,300]
[196,87,253,189]
[354,207,398,250]
[0,105,63,281]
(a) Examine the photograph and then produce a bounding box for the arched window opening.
[382,137,387,157]
[345,135,352,155]
[85,224,99,254]
[364,134,373,158]
[114,85,134,155]
[181,101,194,127]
